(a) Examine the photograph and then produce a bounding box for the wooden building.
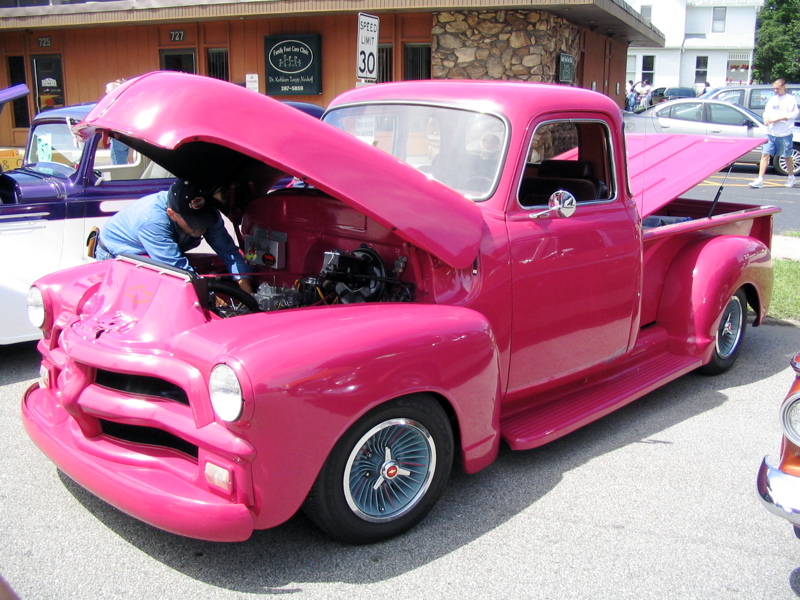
[0,0,663,147]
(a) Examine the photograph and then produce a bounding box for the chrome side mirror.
[529,190,578,219]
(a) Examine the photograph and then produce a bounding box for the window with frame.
[518,120,614,208]
[404,44,431,80]
[7,56,29,128]
[640,5,652,24]
[694,56,708,84]
[207,48,229,81]
[377,45,393,83]
[712,7,726,33]
[714,89,744,105]
[626,55,636,85]
[660,102,703,122]
[641,56,655,85]
[160,49,196,74]
[707,103,747,126]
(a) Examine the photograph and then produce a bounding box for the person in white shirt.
[640,80,652,109]
[750,78,799,188]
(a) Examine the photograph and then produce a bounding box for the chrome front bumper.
[757,455,800,527]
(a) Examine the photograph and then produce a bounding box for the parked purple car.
[0,90,323,344]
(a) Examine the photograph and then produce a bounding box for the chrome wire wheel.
[344,418,435,523]
[775,147,800,176]
[700,287,748,375]
[716,293,744,360]
[303,394,453,543]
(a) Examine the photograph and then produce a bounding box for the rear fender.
[177,302,502,530]
[656,234,772,360]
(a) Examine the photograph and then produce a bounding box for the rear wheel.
[303,394,453,544]
[773,145,800,176]
[699,288,747,375]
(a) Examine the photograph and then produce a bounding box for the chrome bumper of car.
[757,455,800,527]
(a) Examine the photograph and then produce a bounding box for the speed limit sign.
[357,13,380,81]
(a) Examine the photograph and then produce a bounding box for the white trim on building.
[624,0,762,93]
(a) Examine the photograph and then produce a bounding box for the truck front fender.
[178,302,502,530]
[656,234,772,360]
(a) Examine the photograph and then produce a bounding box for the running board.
[500,352,702,450]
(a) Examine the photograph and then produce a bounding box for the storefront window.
[404,44,431,80]
[207,48,229,81]
[378,45,393,83]
[32,54,64,113]
[160,49,196,74]
[7,56,30,128]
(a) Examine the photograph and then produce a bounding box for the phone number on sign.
[281,86,305,92]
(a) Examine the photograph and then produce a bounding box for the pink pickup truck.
[22,72,779,544]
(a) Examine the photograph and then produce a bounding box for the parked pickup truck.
[22,72,779,544]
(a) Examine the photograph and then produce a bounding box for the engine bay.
[250,245,414,312]
[205,245,415,318]
[188,186,426,318]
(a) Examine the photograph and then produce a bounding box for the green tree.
[753,0,800,83]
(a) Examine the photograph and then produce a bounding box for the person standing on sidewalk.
[749,78,799,189]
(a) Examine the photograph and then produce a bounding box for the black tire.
[698,288,747,375]
[772,145,800,176]
[303,394,454,544]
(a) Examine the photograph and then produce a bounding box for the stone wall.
[432,10,581,84]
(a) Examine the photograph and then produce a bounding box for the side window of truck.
[518,120,614,208]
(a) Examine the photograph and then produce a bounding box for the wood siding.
[0,11,626,147]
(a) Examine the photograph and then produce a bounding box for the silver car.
[624,98,800,175]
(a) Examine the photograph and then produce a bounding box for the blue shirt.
[98,190,251,279]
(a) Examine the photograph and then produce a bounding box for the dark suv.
[650,87,697,105]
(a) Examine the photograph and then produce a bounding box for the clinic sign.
[265,34,321,95]
[357,13,379,81]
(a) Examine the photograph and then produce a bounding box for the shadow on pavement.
[0,341,40,385]
[58,321,798,593]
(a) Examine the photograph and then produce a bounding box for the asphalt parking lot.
[3,165,800,600]
[2,323,800,599]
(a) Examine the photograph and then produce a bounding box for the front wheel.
[303,394,454,544]
[773,145,800,176]
[698,288,747,375]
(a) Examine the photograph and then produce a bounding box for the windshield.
[324,103,507,200]
[24,121,85,175]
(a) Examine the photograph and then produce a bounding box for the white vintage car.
[0,102,174,344]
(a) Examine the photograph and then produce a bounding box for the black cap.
[167,180,218,231]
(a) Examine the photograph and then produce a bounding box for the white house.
[625,0,763,93]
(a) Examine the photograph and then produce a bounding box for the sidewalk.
[773,235,800,261]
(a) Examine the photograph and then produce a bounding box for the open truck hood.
[626,133,764,217]
[79,71,483,269]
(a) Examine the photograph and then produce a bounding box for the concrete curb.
[773,235,800,261]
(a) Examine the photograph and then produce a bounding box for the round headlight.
[781,393,800,447]
[27,286,46,329]
[209,364,243,422]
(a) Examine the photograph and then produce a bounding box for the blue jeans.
[763,134,793,158]
[110,138,130,165]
